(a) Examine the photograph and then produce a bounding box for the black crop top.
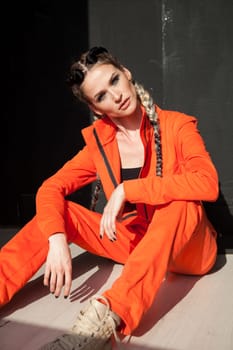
[121,167,141,181]
[121,167,141,213]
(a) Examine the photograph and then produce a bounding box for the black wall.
[161,0,233,250]
[1,1,233,249]
[1,1,90,225]
[88,0,233,250]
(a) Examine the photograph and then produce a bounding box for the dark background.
[1,0,233,251]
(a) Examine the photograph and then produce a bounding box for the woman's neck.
[111,103,143,135]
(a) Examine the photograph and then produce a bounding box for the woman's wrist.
[48,232,67,243]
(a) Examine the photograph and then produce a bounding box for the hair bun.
[86,46,108,65]
[66,69,84,86]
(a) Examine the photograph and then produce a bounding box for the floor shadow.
[0,251,114,317]
[132,273,201,337]
[0,319,177,350]
[70,252,115,303]
[132,252,226,338]
[208,253,227,273]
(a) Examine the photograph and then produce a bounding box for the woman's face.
[81,63,139,119]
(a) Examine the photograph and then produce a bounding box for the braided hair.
[134,82,162,177]
[66,47,162,210]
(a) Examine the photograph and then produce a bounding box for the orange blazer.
[36,105,219,238]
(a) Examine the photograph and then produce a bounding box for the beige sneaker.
[39,295,121,350]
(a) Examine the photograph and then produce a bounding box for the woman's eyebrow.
[94,72,117,99]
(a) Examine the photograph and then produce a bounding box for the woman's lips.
[119,97,130,110]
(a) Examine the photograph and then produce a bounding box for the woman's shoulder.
[157,105,197,127]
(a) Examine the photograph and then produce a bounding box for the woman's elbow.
[206,176,219,202]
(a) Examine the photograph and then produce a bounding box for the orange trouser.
[0,200,217,335]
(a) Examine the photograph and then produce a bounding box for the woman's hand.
[44,233,72,298]
[100,183,125,241]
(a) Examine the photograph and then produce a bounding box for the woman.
[0,47,218,349]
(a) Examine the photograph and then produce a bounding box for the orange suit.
[0,106,218,335]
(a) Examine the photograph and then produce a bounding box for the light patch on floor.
[0,244,233,350]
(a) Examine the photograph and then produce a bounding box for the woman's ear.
[88,103,103,117]
[123,67,132,81]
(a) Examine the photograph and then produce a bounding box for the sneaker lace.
[72,295,122,348]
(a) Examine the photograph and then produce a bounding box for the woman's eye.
[95,74,120,102]
[96,93,105,102]
[112,74,119,85]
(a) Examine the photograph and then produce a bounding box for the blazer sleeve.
[35,145,96,238]
[123,114,219,205]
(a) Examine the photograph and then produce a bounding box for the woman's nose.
[110,89,122,102]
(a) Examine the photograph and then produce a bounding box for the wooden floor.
[0,233,233,350]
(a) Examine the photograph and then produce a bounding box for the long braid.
[90,82,163,211]
[134,82,163,177]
